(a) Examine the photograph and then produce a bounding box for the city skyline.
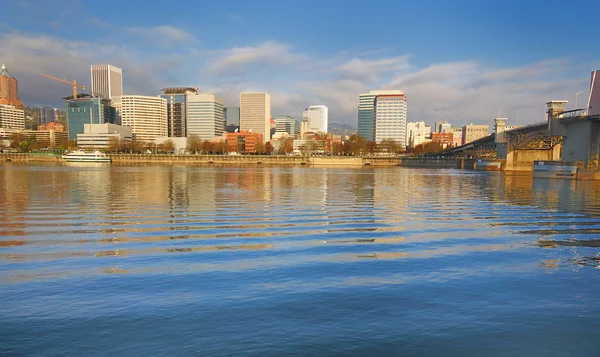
[1,0,599,127]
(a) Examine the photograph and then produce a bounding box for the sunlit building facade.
[240,92,271,142]
[91,64,123,100]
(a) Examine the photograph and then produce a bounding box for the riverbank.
[1,153,455,168]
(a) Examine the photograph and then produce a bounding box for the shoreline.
[0,153,457,168]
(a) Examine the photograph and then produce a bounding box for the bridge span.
[440,101,600,176]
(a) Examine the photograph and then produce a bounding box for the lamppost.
[575,91,584,109]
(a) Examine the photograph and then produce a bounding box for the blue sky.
[1,0,599,126]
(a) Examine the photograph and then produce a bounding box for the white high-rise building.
[0,104,24,129]
[91,64,123,100]
[116,95,167,142]
[374,94,406,146]
[406,121,430,148]
[305,105,328,133]
[187,93,225,140]
[358,90,405,143]
[240,92,271,142]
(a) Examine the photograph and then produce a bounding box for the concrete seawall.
[1,153,404,167]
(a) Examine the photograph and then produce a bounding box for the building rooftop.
[0,64,13,78]
[161,87,199,94]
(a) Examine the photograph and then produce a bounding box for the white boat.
[62,150,111,163]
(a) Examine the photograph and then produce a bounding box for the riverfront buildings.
[160,87,194,138]
[159,88,225,139]
[65,94,116,140]
[373,93,406,146]
[434,121,451,134]
[0,64,24,110]
[76,123,133,150]
[116,95,167,142]
[588,69,600,115]
[226,131,263,153]
[405,121,430,148]
[358,90,406,146]
[275,115,299,137]
[462,124,489,144]
[0,104,25,130]
[240,92,271,142]
[304,105,328,133]
[91,65,123,100]
[186,93,225,140]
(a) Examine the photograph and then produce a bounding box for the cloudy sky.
[1,0,599,127]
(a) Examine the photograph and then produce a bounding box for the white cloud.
[209,41,308,76]
[0,29,590,128]
[129,25,196,44]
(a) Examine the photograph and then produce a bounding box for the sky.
[1,0,599,127]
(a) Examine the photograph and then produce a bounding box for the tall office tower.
[160,87,198,137]
[240,92,271,142]
[588,69,600,115]
[0,104,25,129]
[225,107,240,133]
[38,106,57,126]
[358,90,404,142]
[0,64,24,109]
[65,94,116,139]
[374,93,406,147]
[304,105,328,133]
[186,93,225,140]
[91,64,123,100]
[117,95,167,142]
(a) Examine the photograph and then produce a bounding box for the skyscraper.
[160,87,198,137]
[116,95,167,142]
[588,69,600,115]
[359,90,406,144]
[91,65,123,100]
[358,90,406,141]
[305,105,328,133]
[0,64,24,109]
[374,93,407,146]
[225,107,240,133]
[358,93,377,141]
[240,92,271,142]
[65,94,116,140]
[186,93,225,140]
[39,106,57,126]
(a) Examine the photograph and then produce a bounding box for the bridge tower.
[494,117,508,159]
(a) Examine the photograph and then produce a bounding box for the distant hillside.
[328,122,356,137]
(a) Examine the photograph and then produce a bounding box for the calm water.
[1,163,600,356]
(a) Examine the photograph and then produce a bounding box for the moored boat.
[61,150,111,163]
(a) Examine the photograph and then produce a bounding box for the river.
[1,163,600,356]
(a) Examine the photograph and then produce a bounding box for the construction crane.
[40,73,87,99]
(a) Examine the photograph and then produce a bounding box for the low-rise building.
[431,133,453,148]
[226,131,263,154]
[38,122,66,132]
[76,123,133,150]
[462,124,489,145]
[155,137,188,154]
